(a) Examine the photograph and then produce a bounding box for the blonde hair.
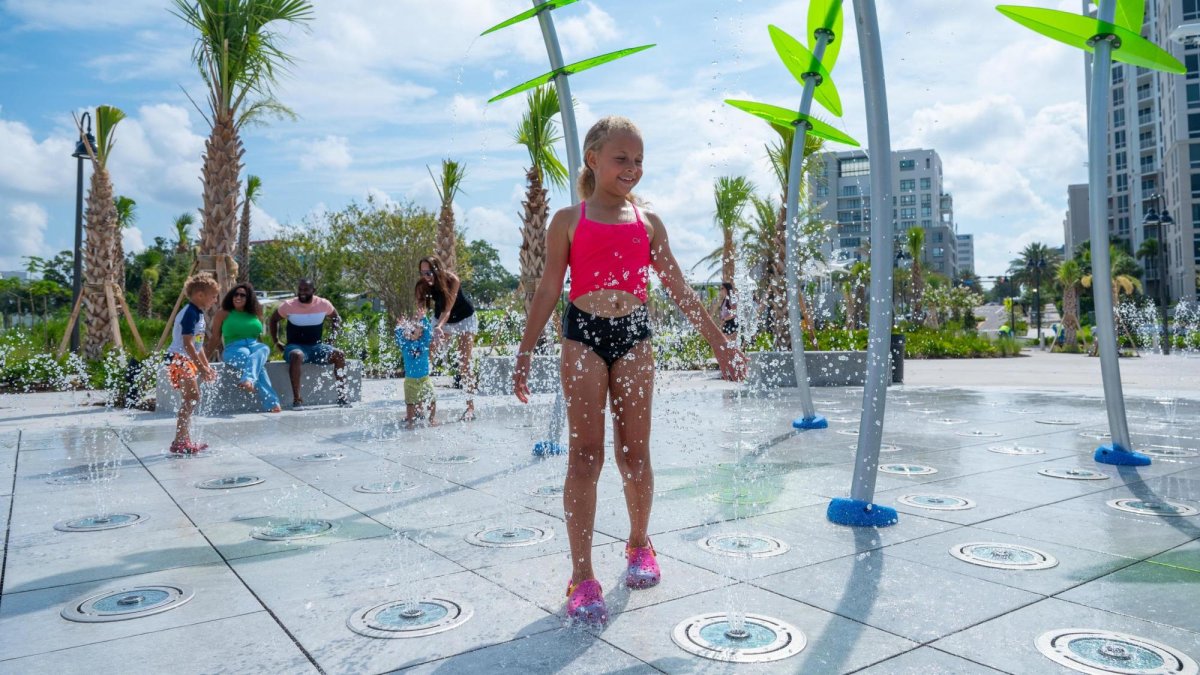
[184,273,219,298]
[576,115,642,203]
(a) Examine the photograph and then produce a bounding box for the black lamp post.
[70,112,95,354]
[1032,256,1046,350]
[894,249,912,323]
[1143,197,1172,355]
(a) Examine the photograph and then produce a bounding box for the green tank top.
[222,310,263,343]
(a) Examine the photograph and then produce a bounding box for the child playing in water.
[167,273,219,453]
[513,116,746,625]
[395,313,436,429]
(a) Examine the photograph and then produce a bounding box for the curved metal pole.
[827,0,898,526]
[534,0,580,455]
[784,32,831,429]
[1088,0,1146,466]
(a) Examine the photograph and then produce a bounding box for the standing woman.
[415,255,477,420]
[208,282,282,413]
[718,282,738,340]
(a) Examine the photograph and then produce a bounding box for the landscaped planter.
[477,355,560,396]
[749,351,879,388]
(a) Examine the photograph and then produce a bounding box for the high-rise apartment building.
[1104,0,1199,302]
[1063,183,1090,260]
[811,148,960,278]
[956,234,975,275]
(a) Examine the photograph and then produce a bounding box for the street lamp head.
[72,112,95,159]
[1142,208,1160,226]
[1160,211,1174,226]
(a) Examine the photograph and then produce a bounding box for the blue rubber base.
[793,415,829,430]
[532,441,565,457]
[826,498,899,527]
[1093,443,1151,466]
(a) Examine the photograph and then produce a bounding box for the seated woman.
[208,282,282,413]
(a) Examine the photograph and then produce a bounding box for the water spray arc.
[483,0,655,457]
[724,0,859,432]
[996,0,1184,467]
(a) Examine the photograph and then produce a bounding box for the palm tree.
[236,174,261,283]
[1056,258,1083,350]
[136,250,164,318]
[113,195,137,292]
[513,84,568,315]
[741,195,786,346]
[1082,245,1143,353]
[430,159,467,272]
[905,226,925,325]
[80,105,125,360]
[711,176,755,284]
[173,213,195,254]
[172,0,313,294]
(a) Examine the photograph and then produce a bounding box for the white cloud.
[122,226,145,256]
[0,115,74,196]
[300,135,352,172]
[249,204,284,240]
[106,104,206,207]
[0,202,49,270]
[2,0,166,30]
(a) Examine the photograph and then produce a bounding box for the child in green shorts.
[395,314,436,428]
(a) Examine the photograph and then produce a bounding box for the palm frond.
[429,159,468,204]
[94,105,126,168]
[513,84,567,189]
[113,196,137,229]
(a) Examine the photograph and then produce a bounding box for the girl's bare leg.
[561,339,610,583]
[175,377,199,443]
[459,333,475,418]
[609,340,655,548]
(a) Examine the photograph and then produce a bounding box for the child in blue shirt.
[395,314,436,428]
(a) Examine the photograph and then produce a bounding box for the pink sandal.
[566,579,608,626]
[625,540,661,589]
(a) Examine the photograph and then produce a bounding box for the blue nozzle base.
[532,441,566,457]
[793,415,829,430]
[827,498,899,527]
[1093,443,1151,466]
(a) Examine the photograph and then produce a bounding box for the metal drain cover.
[879,464,937,476]
[1039,467,1110,480]
[672,613,806,663]
[957,430,1003,438]
[295,452,343,462]
[426,454,478,464]
[836,429,859,436]
[1107,498,1200,517]
[698,533,790,558]
[1143,445,1200,458]
[950,542,1058,570]
[527,484,564,497]
[54,513,146,532]
[847,443,900,452]
[355,480,418,494]
[1079,430,1112,440]
[1036,628,1198,674]
[251,519,335,541]
[988,444,1044,455]
[62,584,194,623]
[465,525,553,548]
[197,475,264,490]
[897,493,976,511]
[347,598,473,639]
[1036,419,1079,426]
[932,418,969,425]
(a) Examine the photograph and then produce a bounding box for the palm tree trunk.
[721,227,734,285]
[236,193,251,283]
[768,206,790,349]
[519,167,549,317]
[1062,285,1079,348]
[83,167,117,360]
[199,116,243,294]
[138,280,154,318]
[436,203,458,272]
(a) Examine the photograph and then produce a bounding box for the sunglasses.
[421,271,434,277]
[233,292,248,298]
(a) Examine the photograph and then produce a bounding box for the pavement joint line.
[123,435,328,675]
[0,429,20,615]
[1047,594,1200,637]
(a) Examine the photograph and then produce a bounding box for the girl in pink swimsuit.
[513,116,747,626]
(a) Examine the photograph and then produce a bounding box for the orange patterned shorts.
[167,354,199,389]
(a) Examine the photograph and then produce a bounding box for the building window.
[921,219,932,228]
[1139,129,1155,147]
[1116,194,1129,213]
[1189,54,1200,80]
[1190,113,1200,139]
[1139,155,1155,172]
[1116,152,1127,171]
[900,194,916,206]
[900,179,915,192]
[1138,107,1153,126]
[1114,130,1126,149]
[1113,88,1125,106]
[1194,232,1200,263]
[1116,174,1128,191]
[933,232,944,243]
[1118,216,1130,235]
[1114,108,1125,127]
[839,157,870,177]
[1187,0,1200,20]
[920,177,931,190]
[815,185,829,198]
[1113,64,1124,84]
[898,159,916,171]
[1190,84,1200,107]
[1191,144,1200,169]
[932,247,945,258]
[1191,173,1200,196]
[1136,83,1151,101]
[839,184,860,197]
[840,237,861,248]
[921,206,933,218]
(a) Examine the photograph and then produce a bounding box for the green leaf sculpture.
[488,44,656,103]
[769,24,843,117]
[1112,0,1144,34]
[996,4,1184,74]
[480,0,581,36]
[807,0,844,72]
[725,99,859,147]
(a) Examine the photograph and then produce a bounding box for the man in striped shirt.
[269,279,350,408]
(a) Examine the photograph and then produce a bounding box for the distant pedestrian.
[415,255,476,420]
[395,313,437,429]
[166,273,219,453]
[268,279,350,408]
[208,282,281,413]
[718,282,738,338]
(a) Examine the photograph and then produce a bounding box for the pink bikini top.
[568,202,651,303]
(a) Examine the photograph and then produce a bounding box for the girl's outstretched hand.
[715,342,748,382]
[513,352,532,403]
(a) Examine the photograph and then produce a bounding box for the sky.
[0,0,1091,283]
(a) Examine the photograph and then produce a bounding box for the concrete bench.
[155,359,363,415]
[749,351,887,388]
